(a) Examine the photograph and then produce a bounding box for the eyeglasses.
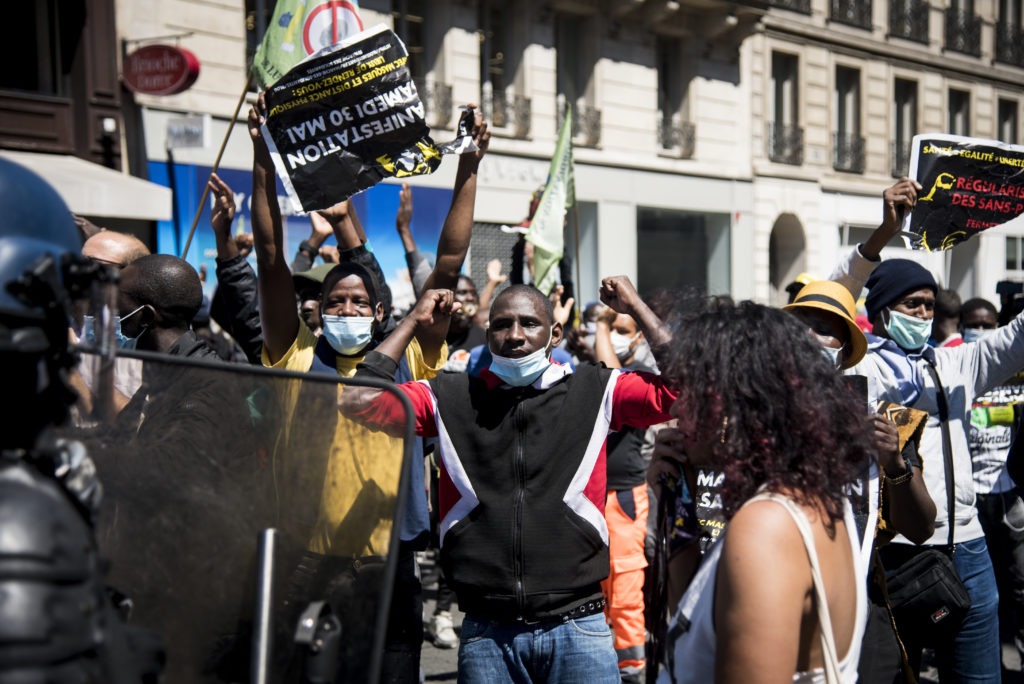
[893,297,935,312]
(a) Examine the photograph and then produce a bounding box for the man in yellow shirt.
[248,94,489,682]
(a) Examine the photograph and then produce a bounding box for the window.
[893,78,917,176]
[834,66,864,173]
[946,0,981,55]
[656,36,694,158]
[393,0,450,128]
[637,208,731,296]
[1008,236,1024,271]
[479,0,528,136]
[769,52,802,164]
[948,89,970,136]
[0,0,83,95]
[997,0,1024,66]
[555,13,600,146]
[999,99,1019,144]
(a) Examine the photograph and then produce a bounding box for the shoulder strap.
[746,493,842,684]
[922,360,956,550]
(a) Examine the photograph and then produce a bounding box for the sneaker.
[429,610,458,649]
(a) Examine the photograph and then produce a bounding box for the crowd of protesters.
[6,100,1024,684]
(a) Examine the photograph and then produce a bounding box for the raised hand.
[396,184,413,230]
[881,177,922,237]
[208,173,236,238]
[550,285,575,327]
[486,258,507,284]
[599,275,643,315]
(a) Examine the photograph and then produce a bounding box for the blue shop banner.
[148,160,451,313]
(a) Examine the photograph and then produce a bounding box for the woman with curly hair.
[658,300,875,684]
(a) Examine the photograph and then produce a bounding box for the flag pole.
[572,200,581,322]
[181,73,253,259]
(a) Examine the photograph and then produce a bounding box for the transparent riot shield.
[62,348,415,684]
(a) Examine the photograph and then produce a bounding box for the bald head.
[119,254,202,330]
[83,230,150,268]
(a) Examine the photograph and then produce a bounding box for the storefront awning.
[0,150,172,221]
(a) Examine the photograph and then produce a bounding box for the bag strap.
[922,359,956,551]
[746,493,843,683]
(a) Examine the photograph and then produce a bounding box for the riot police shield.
[63,349,415,684]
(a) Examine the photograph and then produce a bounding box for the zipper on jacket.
[513,399,527,615]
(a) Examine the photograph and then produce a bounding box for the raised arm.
[831,178,921,299]
[478,258,507,311]
[421,108,490,294]
[249,94,299,364]
[290,207,335,272]
[600,275,670,349]
[339,289,457,436]
[395,184,431,297]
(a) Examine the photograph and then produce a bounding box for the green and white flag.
[526,107,575,295]
[252,0,363,89]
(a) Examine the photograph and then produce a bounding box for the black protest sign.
[262,25,442,212]
[904,134,1024,251]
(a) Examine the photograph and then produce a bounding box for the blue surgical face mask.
[82,305,145,349]
[489,328,554,387]
[820,344,843,369]
[884,308,933,352]
[321,314,374,356]
[962,327,995,343]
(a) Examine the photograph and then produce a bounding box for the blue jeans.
[457,612,620,684]
[944,536,1001,682]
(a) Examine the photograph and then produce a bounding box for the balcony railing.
[891,141,912,177]
[558,99,602,148]
[996,23,1024,67]
[889,0,929,43]
[944,8,981,56]
[413,78,453,129]
[767,122,804,165]
[483,89,532,139]
[767,0,811,13]
[658,117,696,159]
[833,133,865,173]
[831,0,873,29]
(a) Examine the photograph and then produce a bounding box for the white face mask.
[962,327,995,344]
[820,344,843,369]
[610,331,639,363]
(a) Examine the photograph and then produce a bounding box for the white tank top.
[658,493,867,684]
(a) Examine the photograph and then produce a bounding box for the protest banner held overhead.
[261,24,474,213]
[904,134,1024,251]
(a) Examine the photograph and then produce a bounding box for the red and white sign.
[302,1,364,55]
[123,45,201,96]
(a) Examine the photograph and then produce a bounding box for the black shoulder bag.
[881,360,971,644]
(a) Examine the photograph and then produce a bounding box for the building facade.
[103,0,1024,306]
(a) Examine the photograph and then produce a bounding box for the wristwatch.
[884,455,914,486]
[298,239,317,257]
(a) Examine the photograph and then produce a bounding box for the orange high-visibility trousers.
[602,483,649,681]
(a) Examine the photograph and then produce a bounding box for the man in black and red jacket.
[343,276,676,683]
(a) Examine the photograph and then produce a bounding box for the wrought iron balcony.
[889,0,929,43]
[891,141,912,178]
[833,133,865,173]
[558,100,602,148]
[944,8,981,56]
[767,0,811,13]
[483,90,532,139]
[658,117,696,159]
[831,0,872,29]
[996,23,1024,67]
[767,122,804,165]
[413,78,453,129]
